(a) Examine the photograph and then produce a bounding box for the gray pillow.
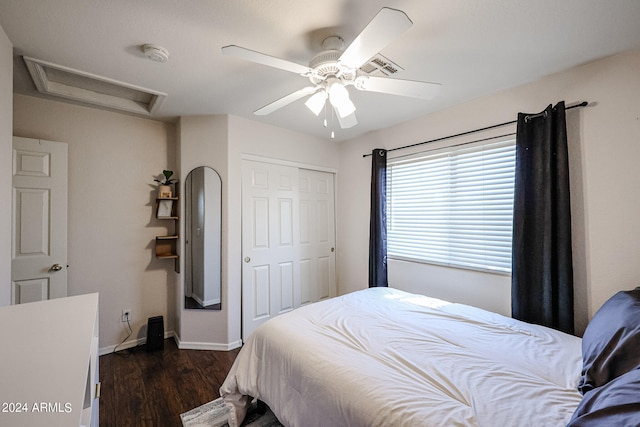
[569,368,640,426]
[578,287,640,394]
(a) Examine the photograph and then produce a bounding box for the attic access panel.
[23,56,166,115]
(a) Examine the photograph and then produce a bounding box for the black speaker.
[146,316,164,352]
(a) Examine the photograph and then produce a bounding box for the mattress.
[221,287,583,426]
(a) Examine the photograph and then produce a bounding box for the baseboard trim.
[99,330,175,356]
[173,334,242,351]
[99,332,242,355]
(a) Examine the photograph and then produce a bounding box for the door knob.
[244,257,251,263]
[50,263,63,272]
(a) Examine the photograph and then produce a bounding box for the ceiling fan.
[221,7,441,131]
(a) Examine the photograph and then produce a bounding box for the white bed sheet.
[221,287,583,426]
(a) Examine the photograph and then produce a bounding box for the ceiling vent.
[23,56,166,116]
[359,54,404,77]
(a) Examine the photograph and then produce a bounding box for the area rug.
[181,397,283,427]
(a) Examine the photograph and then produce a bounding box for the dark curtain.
[369,148,388,287]
[512,101,574,334]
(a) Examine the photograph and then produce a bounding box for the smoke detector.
[142,44,169,62]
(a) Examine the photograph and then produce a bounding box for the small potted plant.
[154,170,177,198]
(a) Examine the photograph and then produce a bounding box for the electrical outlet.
[122,309,132,323]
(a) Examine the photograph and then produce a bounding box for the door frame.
[241,154,338,175]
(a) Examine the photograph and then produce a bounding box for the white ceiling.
[2,0,640,142]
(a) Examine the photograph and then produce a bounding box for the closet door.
[241,160,336,341]
[242,160,300,341]
[299,169,336,305]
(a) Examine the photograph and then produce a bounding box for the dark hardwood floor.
[99,338,241,427]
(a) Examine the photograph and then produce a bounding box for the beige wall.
[9,97,337,351]
[177,114,339,348]
[9,45,638,345]
[176,115,231,348]
[0,25,11,306]
[13,94,177,352]
[338,49,640,335]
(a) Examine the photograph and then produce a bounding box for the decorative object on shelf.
[157,199,174,218]
[154,169,177,198]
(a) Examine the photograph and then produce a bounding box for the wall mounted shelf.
[155,196,179,272]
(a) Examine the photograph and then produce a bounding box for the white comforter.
[221,287,583,426]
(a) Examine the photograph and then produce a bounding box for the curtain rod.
[362,101,589,158]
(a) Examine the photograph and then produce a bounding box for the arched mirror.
[184,166,222,310]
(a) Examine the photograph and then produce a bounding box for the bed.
[221,287,591,426]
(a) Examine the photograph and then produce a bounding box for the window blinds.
[386,139,515,274]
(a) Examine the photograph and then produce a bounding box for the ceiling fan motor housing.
[309,49,356,85]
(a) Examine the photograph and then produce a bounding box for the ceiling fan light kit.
[327,78,355,118]
[221,7,442,135]
[305,91,328,116]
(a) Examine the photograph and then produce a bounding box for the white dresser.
[0,293,99,427]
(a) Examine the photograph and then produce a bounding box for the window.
[386,139,515,274]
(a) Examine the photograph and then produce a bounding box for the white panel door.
[299,169,336,304]
[11,137,68,304]
[242,160,300,340]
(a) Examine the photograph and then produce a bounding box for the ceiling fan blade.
[339,7,413,70]
[254,86,318,115]
[221,45,312,75]
[335,109,358,129]
[355,76,441,100]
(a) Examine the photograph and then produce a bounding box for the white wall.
[338,49,640,335]
[0,25,12,306]
[13,94,178,352]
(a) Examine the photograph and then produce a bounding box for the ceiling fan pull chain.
[323,100,328,127]
[329,104,335,139]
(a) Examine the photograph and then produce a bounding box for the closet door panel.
[242,161,335,341]
[242,161,299,341]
